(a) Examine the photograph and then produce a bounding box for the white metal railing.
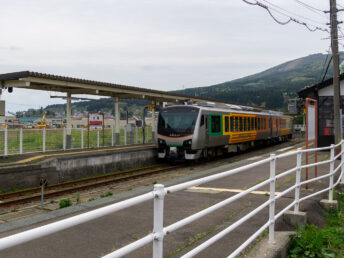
[0,126,154,156]
[0,141,343,257]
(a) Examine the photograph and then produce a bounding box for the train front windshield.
[158,107,199,136]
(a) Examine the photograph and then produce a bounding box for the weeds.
[100,192,113,198]
[288,189,344,257]
[59,199,72,209]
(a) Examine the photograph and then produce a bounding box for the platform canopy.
[0,71,218,103]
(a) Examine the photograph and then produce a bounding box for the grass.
[288,189,344,257]
[100,192,113,198]
[59,199,72,208]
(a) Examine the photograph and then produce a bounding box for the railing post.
[269,154,276,244]
[111,127,114,146]
[294,148,302,213]
[146,126,149,143]
[81,128,84,149]
[341,140,344,184]
[63,127,66,151]
[42,128,46,152]
[97,130,100,148]
[124,129,127,146]
[329,144,335,201]
[153,184,166,258]
[4,127,7,156]
[19,128,23,154]
[136,126,138,144]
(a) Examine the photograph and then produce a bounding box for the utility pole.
[330,0,341,144]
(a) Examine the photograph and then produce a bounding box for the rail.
[0,141,343,257]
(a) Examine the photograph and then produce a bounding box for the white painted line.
[187,186,281,196]
[247,156,263,161]
[278,146,293,152]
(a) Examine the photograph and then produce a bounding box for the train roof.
[163,102,290,117]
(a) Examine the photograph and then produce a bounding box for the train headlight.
[158,138,166,147]
[183,139,192,148]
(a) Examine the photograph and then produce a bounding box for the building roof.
[298,73,344,98]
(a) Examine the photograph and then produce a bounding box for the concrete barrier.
[0,147,157,191]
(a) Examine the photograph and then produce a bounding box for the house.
[298,74,344,147]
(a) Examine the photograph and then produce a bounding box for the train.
[156,102,292,160]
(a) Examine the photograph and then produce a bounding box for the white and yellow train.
[156,102,292,160]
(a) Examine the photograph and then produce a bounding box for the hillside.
[25,52,342,118]
[172,53,344,110]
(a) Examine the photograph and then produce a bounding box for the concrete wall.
[0,147,157,191]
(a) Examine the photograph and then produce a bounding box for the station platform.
[0,144,156,191]
[0,143,335,258]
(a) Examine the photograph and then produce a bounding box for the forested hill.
[41,53,343,117]
[172,53,344,110]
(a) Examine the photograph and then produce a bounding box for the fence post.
[341,141,344,184]
[136,126,138,144]
[294,149,302,213]
[111,127,114,146]
[153,184,166,258]
[42,128,46,153]
[269,154,276,244]
[81,128,84,149]
[146,126,149,143]
[4,128,7,156]
[329,144,335,201]
[63,127,66,151]
[97,130,100,148]
[19,128,23,154]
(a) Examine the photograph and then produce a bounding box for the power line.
[262,0,327,25]
[242,0,329,32]
[293,0,327,16]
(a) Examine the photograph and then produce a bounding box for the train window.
[200,115,204,126]
[230,117,234,132]
[210,115,221,133]
[225,116,229,132]
[235,117,238,132]
[243,117,246,131]
[206,116,208,129]
[250,118,253,131]
[239,117,242,131]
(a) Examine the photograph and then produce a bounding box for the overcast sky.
[0,0,337,112]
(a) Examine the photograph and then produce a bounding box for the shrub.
[59,199,72,209]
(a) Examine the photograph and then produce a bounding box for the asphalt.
[0,144,338,258]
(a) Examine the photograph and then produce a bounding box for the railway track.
[0,164,186,208]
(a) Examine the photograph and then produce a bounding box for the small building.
[298,74,344,147]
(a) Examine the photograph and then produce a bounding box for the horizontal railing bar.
[300,173,330,186]
[102,234,154,258]
[334,152,343,161]
[274,200,296,221]
[275,167,297,180]
[166,157,272,193]
[299,187,330,203]
[0,192,154,251]
[300,145,332,152]
[228,221,270,258]
[275,185,297,201]
[181,199,272,258]
[165,178,272,234]
[301,159,330,169]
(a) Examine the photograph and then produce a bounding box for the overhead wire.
[262,0,327,25]
[242,0,329,33]
[293,0,327,17]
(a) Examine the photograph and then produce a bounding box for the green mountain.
[23,53,341,118]
[172,53,344,110]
